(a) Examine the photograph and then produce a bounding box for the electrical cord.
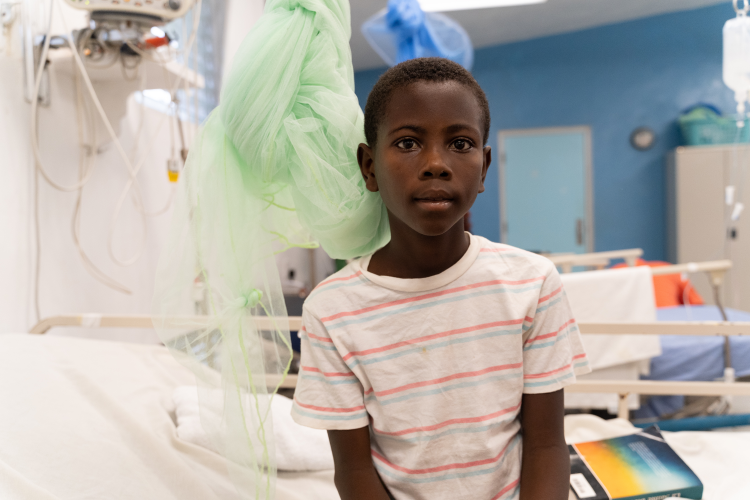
[30,0,96,192]
[71,54,133,294]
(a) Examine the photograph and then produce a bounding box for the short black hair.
[363,57,491,147]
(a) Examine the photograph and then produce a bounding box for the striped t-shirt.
[291,234,590,500]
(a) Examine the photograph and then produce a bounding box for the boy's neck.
[366,217,470,280]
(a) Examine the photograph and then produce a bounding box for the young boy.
[291,58,590,500]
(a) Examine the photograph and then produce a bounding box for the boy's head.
[363,58,491,148]
[358,57,491,238]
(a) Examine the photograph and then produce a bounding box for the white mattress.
[0,334,339,500]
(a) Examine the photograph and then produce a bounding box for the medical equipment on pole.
[724,0,750,126]
[25,0,202,303]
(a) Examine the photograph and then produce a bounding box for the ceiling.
[350,0,729,70]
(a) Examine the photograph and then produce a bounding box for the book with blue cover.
[568,426,703,500]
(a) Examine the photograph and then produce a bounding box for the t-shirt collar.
[356,233,481,292]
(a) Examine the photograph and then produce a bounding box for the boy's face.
[358,81,491,237]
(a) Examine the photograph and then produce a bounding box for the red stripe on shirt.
[293,399,365,413]
[538,285,563,304]
[525,318,575,344]
[320,277,544,323]
[373,403,521,437]
[342,319,524,361]
[523,363,572,379]
[306,331,334,343]
[365,363,523,397]
[301,366,354,377]
[490,479,521,500]
[315,270,363,289]
[371,438,514,475]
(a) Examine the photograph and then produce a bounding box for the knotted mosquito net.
[152,0,389,497]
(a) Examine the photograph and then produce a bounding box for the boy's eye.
[453,139,471,151]
[396,139,416,149]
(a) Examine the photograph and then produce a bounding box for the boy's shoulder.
[472,235,556,275]
[302,259,367,315]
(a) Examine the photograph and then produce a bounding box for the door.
[499,127,593,254]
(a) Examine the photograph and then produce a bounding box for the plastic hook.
[735,0,750,16]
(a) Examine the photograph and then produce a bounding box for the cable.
[30,0,97,192]
[31,0,54,321]
[70,49,133,294]
[33,127,42,322]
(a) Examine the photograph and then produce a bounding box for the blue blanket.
[635,305,750,418]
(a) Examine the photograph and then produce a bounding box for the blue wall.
[354,4,737,260]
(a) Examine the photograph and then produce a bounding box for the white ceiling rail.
[417,0,546,12]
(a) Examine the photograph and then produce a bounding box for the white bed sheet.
[2,334,744,500]
[0,334,339,500]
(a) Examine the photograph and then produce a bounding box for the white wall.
[221,0,265,84]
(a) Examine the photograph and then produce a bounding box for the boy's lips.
[414,189,454,202]
[414,190,455,210]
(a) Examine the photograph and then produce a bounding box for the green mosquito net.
[152,0,389,497]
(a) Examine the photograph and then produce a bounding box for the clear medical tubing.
[152,0,388,498]
[361,0,474,70]
[724,0,750,124]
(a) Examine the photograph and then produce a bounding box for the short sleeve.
[522,264,591,394]
[291,307,369,430]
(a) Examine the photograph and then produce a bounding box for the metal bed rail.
[29,315,750,419]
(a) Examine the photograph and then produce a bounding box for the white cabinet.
[667,145,750,312]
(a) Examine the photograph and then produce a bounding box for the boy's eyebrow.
[388,123,480,136]
[445,123,480,135]
[387,124,426,136]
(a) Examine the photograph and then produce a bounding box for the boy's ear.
[478,146,491,194]
[357,143,379,193]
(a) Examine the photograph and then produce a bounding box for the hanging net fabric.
[152,0,389,498]
[361,0,474,70]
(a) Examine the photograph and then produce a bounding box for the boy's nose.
[418,150,452,180]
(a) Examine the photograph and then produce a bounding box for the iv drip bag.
[724,1,750,120]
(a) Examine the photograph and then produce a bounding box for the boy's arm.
[519,389,570,500]
[328,427,392,500]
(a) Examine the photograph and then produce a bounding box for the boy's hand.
[519,389,570,500]
[328,427,393,500]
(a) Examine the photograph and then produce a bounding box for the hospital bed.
[4,315,749,500]
[553,251,743,414]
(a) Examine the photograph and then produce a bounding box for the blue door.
[499,128,592,254]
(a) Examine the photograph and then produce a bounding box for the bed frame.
[547,248,642,273]
[29,315,750,420]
